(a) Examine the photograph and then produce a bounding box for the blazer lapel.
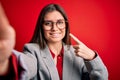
[63,45,74,80]
[40,46,60,80]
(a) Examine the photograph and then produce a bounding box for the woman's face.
[43,11,66,43]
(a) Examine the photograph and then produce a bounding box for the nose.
[51,22,58,30]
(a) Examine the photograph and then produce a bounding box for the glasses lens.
[43,20,66,30]
[57,20,66,29]
[44,21,52,26]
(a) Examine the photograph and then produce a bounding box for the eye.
[44,21,52,26]
[57,21,64,25]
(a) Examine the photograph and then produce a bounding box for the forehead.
[44,11,64,21]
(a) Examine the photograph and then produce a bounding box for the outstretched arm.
[0,2,16,75]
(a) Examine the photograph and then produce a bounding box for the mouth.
[50,33,61,38]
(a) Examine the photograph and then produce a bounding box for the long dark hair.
[30,3,71,49]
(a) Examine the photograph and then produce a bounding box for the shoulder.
[12,49,23,57]
[23,43,40,52]
[64,44,83,61]
[24,43,39,48]
[23,43,42,59]
[63,44,74,51]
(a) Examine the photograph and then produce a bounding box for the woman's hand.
[69,33,95,61]
[0,2,16,75]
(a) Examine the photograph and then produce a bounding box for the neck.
[48,42,62,56]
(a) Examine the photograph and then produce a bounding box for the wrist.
[0,59,9,75]
[85,50,97,61]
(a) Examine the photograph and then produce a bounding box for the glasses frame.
[43,19,67,30]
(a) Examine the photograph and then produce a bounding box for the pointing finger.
[0,2,9,27]
[69,33,81,44]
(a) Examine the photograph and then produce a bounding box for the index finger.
[69,33,81,44]
[0,2,9,28]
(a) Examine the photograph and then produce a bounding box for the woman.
[23,4,108,80]
[0,2,108,80]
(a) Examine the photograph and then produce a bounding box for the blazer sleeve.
[13,48,37,79]
[82,54,109,80]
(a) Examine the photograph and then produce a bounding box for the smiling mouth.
[50,33,61,38]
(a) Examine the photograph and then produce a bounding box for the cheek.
[62,29,66,37]
[43,31,49,38]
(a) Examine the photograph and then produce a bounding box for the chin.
[49,39,62,43]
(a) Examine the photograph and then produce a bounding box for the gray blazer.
[13,43,108,80]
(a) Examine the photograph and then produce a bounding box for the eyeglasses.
[43,19,67,30]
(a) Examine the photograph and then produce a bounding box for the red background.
[1,0,120,80]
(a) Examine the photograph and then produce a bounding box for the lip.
[50,33,61,38]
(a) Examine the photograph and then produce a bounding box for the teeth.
[53,33,58,36]
[51,33,59,37]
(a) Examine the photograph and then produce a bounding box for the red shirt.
[50,47,64,80]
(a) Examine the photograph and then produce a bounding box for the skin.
[0,2,95,75]
[43,11,95,65]
[0,2,16,75]
[43,11,66,55]
[43,11,66,65]
[69,33,95,60]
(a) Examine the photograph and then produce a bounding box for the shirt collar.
[49,46,64,58]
